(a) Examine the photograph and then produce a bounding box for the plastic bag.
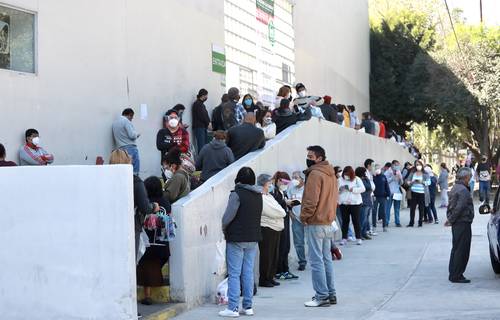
[331,220,339,233]
[137,229,150,264]
[216,278,228,305]
[214,240,227,276]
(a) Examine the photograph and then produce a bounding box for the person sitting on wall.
[226,112,266,160]
[272,99,311,135]
[318,96,336,123]
[195,130,235,183]
[156,109,190,161]
[255,108,276,140]
[292,83,324,114]
[19,128,54,166]
[137,176,172,306]
[0,143,17,167]
[162,147,191,203]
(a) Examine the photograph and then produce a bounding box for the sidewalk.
[173,202,500,320]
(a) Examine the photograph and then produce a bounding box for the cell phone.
[291,199,301,206]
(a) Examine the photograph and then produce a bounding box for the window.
[0,5,35,73]
[282,62,291,83]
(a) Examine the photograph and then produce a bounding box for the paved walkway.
[175,201,500,320]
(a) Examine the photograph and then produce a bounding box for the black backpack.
[222,101,237,130]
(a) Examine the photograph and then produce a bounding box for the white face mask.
[264,117,272,125]
[298,91,306,98]
[279,184,288,192]
[168,118,179,128]
[164,169,173,180]
[343,175,349,180]
[291,179,300,187]
[31,137,40,146]
[416,165,423,171]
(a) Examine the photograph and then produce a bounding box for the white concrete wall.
[169,119,414,306]
[0,0,225,178]
[294,0,370,113]
[0,165,137,320]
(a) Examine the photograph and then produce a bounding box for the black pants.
[277,216,290,274]
[449,222,472,281]
[259,227,281,283]
[409,192,425,226]
[340,204,362,239]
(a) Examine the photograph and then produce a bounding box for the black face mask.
[306,159,316,168]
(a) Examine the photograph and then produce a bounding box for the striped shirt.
[410,173,430,194]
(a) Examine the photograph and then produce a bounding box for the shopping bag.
[137,228,150,264]
[216,278,229,305]
[331,220,339,233]
[214,240,227,276]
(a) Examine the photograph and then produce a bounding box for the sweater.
[318,104,336,122]
[255,122,276,140]
[338,177,365,205]
[373,174,391,198]
[300,161,338,225]
[261,193,286,231]
[192,99,211,129]
[272,108,311,134]
[226,123,266,160]
[195,139,235,182]
[446,181,474,225]
[164,168,190,203]
[222,184,263,242]
[19,144,54,166]
[156,127,190,156]
[112,116,138,148]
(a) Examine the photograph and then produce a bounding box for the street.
[174,202,500,320]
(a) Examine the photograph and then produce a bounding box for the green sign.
[268,20,275,46]
[212,45,226,74]
[257,0,274,17]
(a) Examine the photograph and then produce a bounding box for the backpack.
[221,101,237,130]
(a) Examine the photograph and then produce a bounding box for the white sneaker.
[240,308,254,316]
[356,239,363,245]
[219,309,240,317]
[304,297,331,307]
[348,236,356,242]
[339,239,347,246]
[370,230,378,236]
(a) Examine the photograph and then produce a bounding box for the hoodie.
[300,161,338,225]
[195,139,235,182]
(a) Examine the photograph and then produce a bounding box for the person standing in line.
[191,88,211,154]
[438,163,450,208]
[212,94,229,132]
[407,160,430,227]
[219,167,262,317]
[255,108,276,140]
[360,112,375,135]
[424,165,439,224]
[468,163,476,198]
[19,128,55,166]
[156,109,190,159]
[338,166,366,245]
[0,143,17,166]
[226,113,266,160]
[476,156,492,205]
[318,96,336,122]
[301,145,338,307]
[222,87,246,130]
[272,171,299,280]
[274,86,292,111]
[112,108,140,174]
[242,93,259,113]
[385,160,403,227]
[373,166,391,232]
[195,130,234,183]
[378,120,386,138]
[445,167,474,283]
[272,99,312,134]
[363,159,378,236]
[288,171,307,271]
[356,167,373,240]
[257,174,286,288]
[292,83,324,113]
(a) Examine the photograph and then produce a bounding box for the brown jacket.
[300,161,338,225]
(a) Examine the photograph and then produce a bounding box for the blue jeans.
[120,145,140,175]
[479,181,490,204]
[373,197,387,228]
[386,199,401,226]
[306,225,336,300]
[291,217,307,268]
[360,205,371,237]
[193,127,208,154]
[226,242,257,311]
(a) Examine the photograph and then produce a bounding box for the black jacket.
[373,174,391,198]
[212,104,224,131]
[319,104,336,122]
[361,119,375,135]
[192,99,210,129]
[447,181,474,225]
[224,184,263,242]
[272,108,312,134]
[226,123,266,160]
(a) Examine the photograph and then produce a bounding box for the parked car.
[479,188,500,274]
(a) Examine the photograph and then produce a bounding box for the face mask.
[268,184,275,194]
[343,175,349,180]
[416,165,423,171]
[306,159,316,168]
[244,98,253,106]
[164,169,173,180]
[298,91,306,98]
[375,169,381,175]
[264,117,272,125]
[168,118,179,128]
[291,179,300,187]
[31,137,40,146]
[279,184,288,192]
[393,165,401,171]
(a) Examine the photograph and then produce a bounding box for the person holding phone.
[338,166,366,245]
[407,160,431,227]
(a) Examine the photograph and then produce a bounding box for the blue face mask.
[268,184,275,194]
[244,98,253,106]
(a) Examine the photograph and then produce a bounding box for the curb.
[143,303,187,320]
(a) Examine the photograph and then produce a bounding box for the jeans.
[469,180,475,198]
[479,181,490,204]
[291,217,307,268]
[386,199,401,226]
[373,197,387,228]
[306,225,336,300]
[120,145,140,175]
[226,242,258,311]
[360,205,371,237]
[193,127,208,154]
[425,196,438,221]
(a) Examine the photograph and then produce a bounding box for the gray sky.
[446,0,500,25]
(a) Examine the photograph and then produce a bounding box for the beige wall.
[294,0,370,113]
[0,0,226,177]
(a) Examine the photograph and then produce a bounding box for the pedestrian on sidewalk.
[407,160,430,227]
[384,160,403,227]
[257,174,286,288]
[339,166,366,245]
[424,165,439,224]
[356,167,373,240]
[476,156,492,205]
[288,171,307,270]
[445,167,474,283]
[373,166,390,232]
[191,88,211,154]
[301,145,338,307]
[112,109,140,174]
[438,163,450,208]
[219,167,262,317]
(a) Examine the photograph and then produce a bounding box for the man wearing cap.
[222,87,246,130]
[293,83,324,114]
[192,88,211,153]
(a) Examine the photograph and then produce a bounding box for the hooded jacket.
[195,139,235,182]
[300,161,338,225]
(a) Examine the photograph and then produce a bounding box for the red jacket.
[379,122,386,138]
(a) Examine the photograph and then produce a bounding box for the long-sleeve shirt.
[447,181,474,225]
[112,116,138,148]
[19,144,54,166]
[410,172,431,194]
[156,127,190,156]
[384,169,403,195]
[192,99,211,129]
[338,177,366,205]
[255,122,276,140]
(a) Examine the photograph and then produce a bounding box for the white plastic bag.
[393,193,403,201]
[137,229,150,264]
[331,220,339,233]
[216,278,229,305]
[214,240,227,276]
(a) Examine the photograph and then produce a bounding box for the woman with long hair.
[438,163,450,208]
[338,166,366,245]
[255,108,276,140]
[407,160,430,227]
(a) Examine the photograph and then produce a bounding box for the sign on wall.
[256,0,274,25]
[212,44,226,74]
